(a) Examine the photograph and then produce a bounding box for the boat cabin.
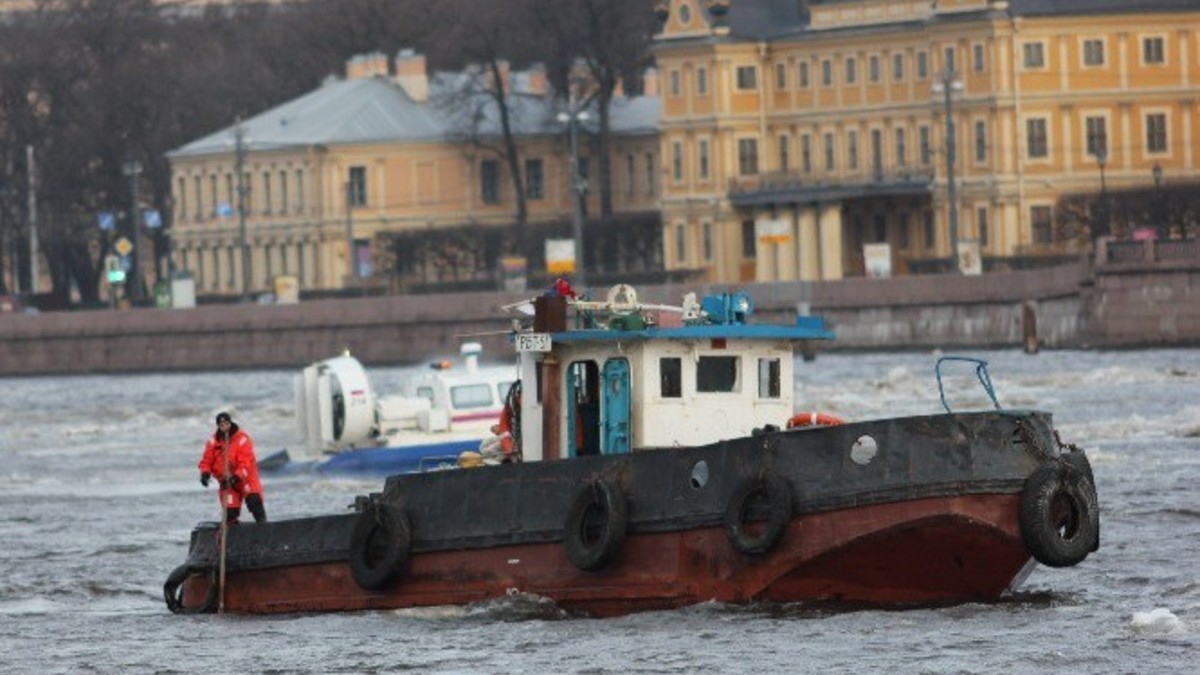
[510,287,833,462]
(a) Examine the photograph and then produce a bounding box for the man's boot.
[246,493,267,524]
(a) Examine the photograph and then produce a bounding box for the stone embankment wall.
[0,261,1196,376]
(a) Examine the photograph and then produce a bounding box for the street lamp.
[1096,148,1108,240]
[932,67,963,272]
[1152,162,1164,238]
[122,159,143,302]
[557,101,590,289]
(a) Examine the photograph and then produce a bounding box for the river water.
[0,349,1196,674]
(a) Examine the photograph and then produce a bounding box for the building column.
[817,201,844,280]
[797,205,820,280]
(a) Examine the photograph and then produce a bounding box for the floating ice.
[1131,608,1187,635]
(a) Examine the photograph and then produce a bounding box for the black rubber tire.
[164,563,218,614]
[1020,463,1100,567]
[563,479,629,571]
[1060,451,1100,551]
[348,502,412,590]
[725,473,793,556]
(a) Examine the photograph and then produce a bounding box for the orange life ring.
[786,411,845,429]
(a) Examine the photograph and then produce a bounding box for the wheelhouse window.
[757,358,781,399]
[450,383,494,409]
[697,356,738,393]
[660,357,682,398]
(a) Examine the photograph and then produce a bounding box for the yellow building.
[167,51,660,297]
[654,0,1200,282]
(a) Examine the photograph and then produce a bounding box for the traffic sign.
[98,212,115,231]
[143,209,162,229]
[114,237,133,256]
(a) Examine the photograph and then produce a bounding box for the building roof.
[168,73,660,159]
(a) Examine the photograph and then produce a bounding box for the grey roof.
[711,0,1199,41]
[168,74,660,159]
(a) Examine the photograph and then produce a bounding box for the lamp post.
[557,100,589,290]
[232,120,251,301]
[932,67,963,272]
[1096,148,1108,240]
[122,159,143,302]
[1152,161,1163,238]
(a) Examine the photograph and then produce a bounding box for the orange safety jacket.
[198,427,264,509]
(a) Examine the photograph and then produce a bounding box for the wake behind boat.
[166,282,1100,617]
[259,343,516,476]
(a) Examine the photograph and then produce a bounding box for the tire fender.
[1019,462,1100,567]
[725,473,793,556]
[563,478,629,571]
[348,502,412,590]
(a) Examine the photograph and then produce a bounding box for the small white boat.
[260,343,516,476]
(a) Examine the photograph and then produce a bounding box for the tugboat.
[165,283,1100,617]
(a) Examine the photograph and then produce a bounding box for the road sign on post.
[114,237,133,257]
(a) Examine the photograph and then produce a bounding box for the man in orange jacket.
[198,412,266,524]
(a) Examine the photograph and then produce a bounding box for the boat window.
[569,361,602,456]
[497,381,515,401]
[416,386,435,402]
[697,356,738,393]
[660,357,682,398]
[450,383,494,409]
[758,358,781,398]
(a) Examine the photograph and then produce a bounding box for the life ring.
[725,473,793,555]
[163,563,218,614]
[348,502,412,590]
[1019,462,1100,567]
[563,478,629,571]
[786,412,845,429]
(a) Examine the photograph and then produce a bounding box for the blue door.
[601,358,631,454]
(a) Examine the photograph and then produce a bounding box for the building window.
[669,69,681,96]
[672,141,684,182]
[741,220,756,257]
[1143,36,1165,65]
[1031,205,1053,244]
[702,221,713,262]
[626,153,635,196]
[348,166,366,206]
[262,171,272,214]
[1083,39,1105,66]
[896,128,907,167]
[821,59,832,86]
[898,212,910,249]
[697,67,708,95]
[845,57,857,84]
[823,132,835,171]
[917,51,928,79]
[736,65,758,90]
[737,138,759,176]
[924,211,935,249]
[977,207,989,247]
[1146,113,1168,153]
[870,129,882,175]
[645,153,655,196]
[243,172,253,213]
[778,135,790,172]
[525,158,544,199]
[893,53,904,80]
[848,130,859,170]
[974,120,987,163]
[193,175,202,219]
[279,170,288,215]
[869,55,880,83]
[675,222,686,263]
[799,61,810,88]
[1024,42,1045,69]
[480,159,500,203]
[973,43,985,72]
[295,169,305,213]
[920,125,931,165]
[775,62,787,90]
[944,46,956,74]
[698,139,710,180]
[218,174,226,214]
[801,134,812,173]
[177,177,187,221]
[1085,116,1107,158]
[1027,118,1048,158]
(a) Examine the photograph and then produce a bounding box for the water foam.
[1130,608,1188,635]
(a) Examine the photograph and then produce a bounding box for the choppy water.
[1,349,1197,674]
